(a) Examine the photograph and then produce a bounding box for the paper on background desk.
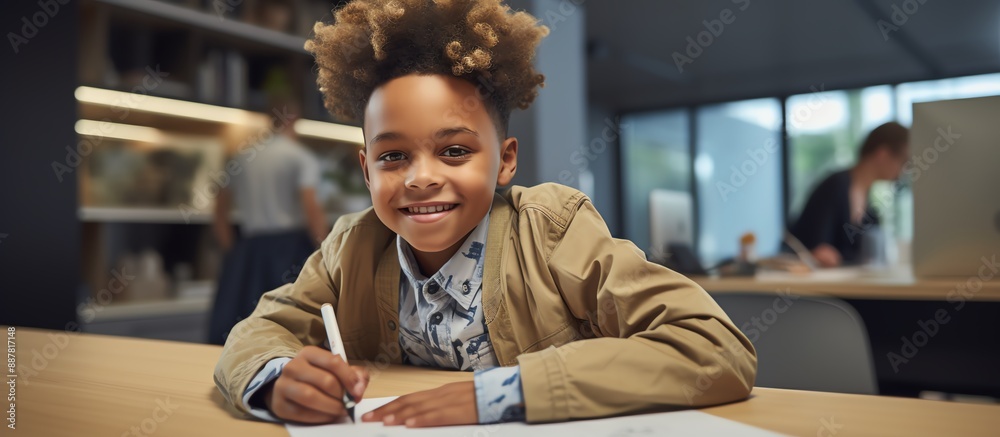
[286,396,786,437]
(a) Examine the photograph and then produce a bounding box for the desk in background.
[691,266,1000,301]
[691,268,1000,398]
[8,327,1000,436]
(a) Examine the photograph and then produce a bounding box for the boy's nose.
[405,157,442,190]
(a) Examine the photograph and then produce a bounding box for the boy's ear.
[497,137,518,186]
[359,147,372,189]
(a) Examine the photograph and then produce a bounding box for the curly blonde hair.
[305,0,549,135]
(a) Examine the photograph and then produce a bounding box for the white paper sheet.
[351,396,398,423]
[286,397,786,437]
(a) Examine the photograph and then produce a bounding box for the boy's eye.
[441,146,470,158]
[379,152,406,162]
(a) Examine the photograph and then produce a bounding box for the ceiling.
[585,0,1000,112]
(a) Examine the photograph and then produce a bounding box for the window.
[618,73,1000,266]
[896,73,1000,125]
[695,98,783,265]
[620,110,690,254]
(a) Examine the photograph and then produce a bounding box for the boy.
[214,0,756,428]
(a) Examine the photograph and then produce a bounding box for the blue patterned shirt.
[242,211,525,423]
[396,211,525,423]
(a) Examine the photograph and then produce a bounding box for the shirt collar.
[396,210,490,310]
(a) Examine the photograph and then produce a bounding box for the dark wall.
[0,0,80,329]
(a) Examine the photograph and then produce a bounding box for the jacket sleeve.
[516,199,757,423]
[213,235,339,416]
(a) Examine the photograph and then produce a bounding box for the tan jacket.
[214,183,757,423]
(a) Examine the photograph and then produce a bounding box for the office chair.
[712,293,878,395]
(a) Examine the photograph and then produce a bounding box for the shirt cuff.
[242,357,293,422]
[474,365,526,423]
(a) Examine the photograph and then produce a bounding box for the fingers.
[273,399,339,424]
[270,377,344,424]
[301,346,364,398]
[269,345,371,423]
[362,391,433,423]
[283,348,349,402]
[404,409,468,428]
[365,394,476,428]
[273,403,338,424]
[363,383,469,426]
[351,365,371,400]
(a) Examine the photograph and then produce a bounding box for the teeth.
[407,204,455,214]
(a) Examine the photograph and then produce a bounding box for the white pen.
[320,303,358,418]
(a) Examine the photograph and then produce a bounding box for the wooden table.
[692,266,1000,301]
[8,327,1000,436]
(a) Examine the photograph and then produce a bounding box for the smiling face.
[360,74,518,272]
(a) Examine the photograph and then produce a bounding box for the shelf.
[76,87,365,145]
[85,294,213,323]
[80,206,215,224]
[79,206,349,225]
[92,0,309,55]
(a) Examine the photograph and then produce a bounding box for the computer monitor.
[649,189,694,253]
[912,95,1000,278]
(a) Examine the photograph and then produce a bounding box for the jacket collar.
[482,191,516,365]
[395,212,490,310]
[374,191,516,365]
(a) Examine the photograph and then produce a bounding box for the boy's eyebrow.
[369,126,479,145]
[434,126,479,139]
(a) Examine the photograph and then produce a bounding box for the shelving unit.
[92,0,311,55]
[75,0,366,343]
[78,0,341,120]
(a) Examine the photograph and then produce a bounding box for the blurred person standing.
[789,122,909,267]
[208,96,328,345]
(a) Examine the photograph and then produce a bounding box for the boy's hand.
[262,346,369,423]
[361,381,478,427]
